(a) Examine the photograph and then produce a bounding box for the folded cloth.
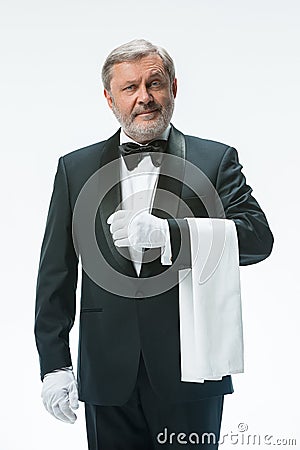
[179,218,244,383]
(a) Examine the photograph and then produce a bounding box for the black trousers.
[85,354,224,449]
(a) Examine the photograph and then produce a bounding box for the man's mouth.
[135,109,159,117]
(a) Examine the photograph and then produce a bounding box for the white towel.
[179,218,244,383]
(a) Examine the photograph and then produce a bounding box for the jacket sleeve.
[34,157,78,380]
[167,146,274,267]
[215,146,274,265]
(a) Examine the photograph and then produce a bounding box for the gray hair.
[101,39,176,92]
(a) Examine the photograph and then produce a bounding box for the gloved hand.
[107,210,169,250]
[42,368,79,424]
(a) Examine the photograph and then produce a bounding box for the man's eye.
[124,85,135,91]
[150,81,161,87]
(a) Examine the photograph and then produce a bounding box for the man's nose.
[137,85,153,104]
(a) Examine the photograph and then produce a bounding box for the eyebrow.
[148,71,164,78]
[122,80,138,86]
[120,71,166,90]
[122,71,165,85]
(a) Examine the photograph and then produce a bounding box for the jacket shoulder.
[183,134,235,166]
[54,140,109,195]
[185,134,232,152]
[61,140,106,164]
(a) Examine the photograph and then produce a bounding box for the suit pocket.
[80,308,103,313]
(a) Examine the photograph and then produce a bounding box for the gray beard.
[111,98,174,143]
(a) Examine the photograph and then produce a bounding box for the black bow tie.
[119,140,167,171]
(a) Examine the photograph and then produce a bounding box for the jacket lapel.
[141,125,186,271]
[97,129,137,277]
[151,124,186,219]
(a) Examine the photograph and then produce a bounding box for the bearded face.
[104,55,177,144]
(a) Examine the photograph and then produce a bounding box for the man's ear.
[172,78,178,99]
[104,89,113,109]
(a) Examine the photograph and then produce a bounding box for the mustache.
[132,102,162,117]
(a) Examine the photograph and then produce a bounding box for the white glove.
[107,210,169,250]
[42,368,79,424]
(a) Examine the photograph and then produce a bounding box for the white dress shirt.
[119,126,172,276]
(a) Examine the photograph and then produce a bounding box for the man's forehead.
[111,55,166,79]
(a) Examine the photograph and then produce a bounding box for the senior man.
[35,39,273,449]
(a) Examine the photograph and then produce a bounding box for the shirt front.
[119,126,172,276]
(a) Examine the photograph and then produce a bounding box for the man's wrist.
[44,366,73,378]
[167,218,192,270]
[160,219,172,265]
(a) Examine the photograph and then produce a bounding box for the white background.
[1,0,299,448]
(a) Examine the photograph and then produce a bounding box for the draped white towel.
[178,218,244,383]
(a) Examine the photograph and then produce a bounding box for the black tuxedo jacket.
[35,125,273,406]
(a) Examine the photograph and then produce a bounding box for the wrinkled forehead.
[110,54,168,85]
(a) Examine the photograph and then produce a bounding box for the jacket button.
[135,291,144,298]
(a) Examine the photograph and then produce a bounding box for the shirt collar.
[120,124,171,145]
